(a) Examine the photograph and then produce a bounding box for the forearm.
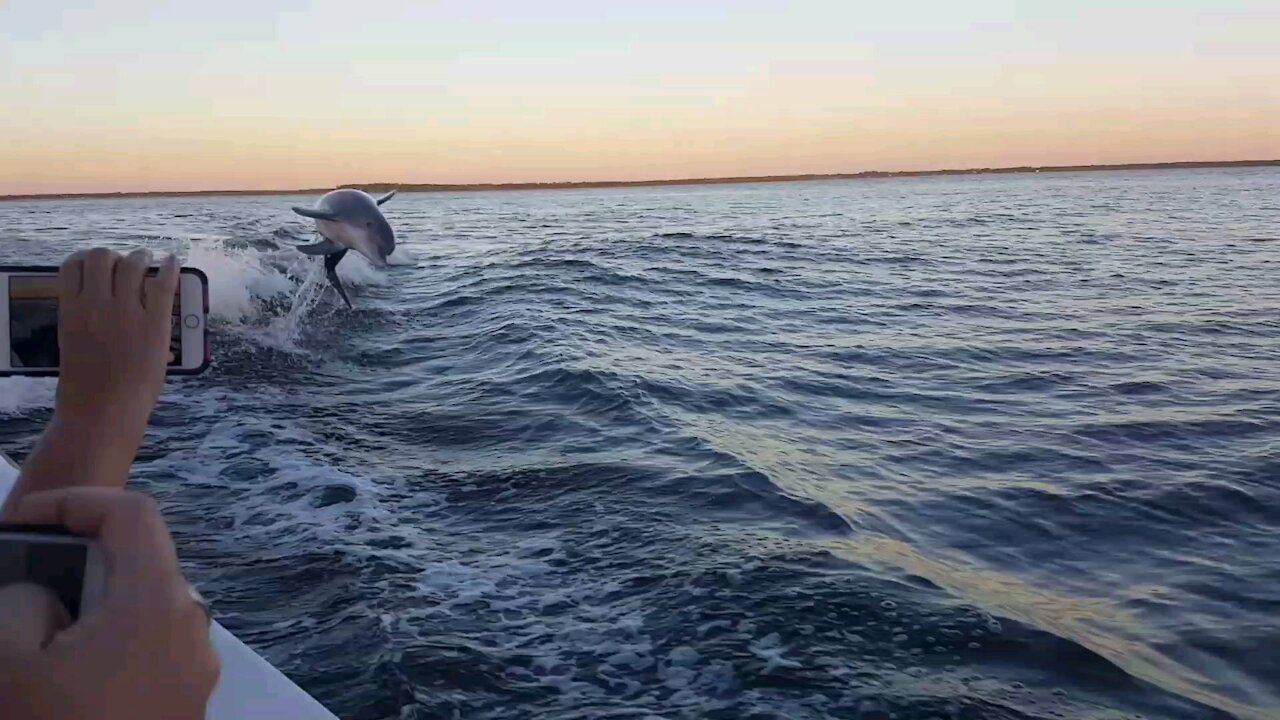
[3,413,145,512]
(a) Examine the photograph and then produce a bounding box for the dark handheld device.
[0,524,104,619]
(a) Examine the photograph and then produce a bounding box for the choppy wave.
[1,170,1278,719]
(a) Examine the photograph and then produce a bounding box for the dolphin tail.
[376,189,398,206]
[324,249,353,309]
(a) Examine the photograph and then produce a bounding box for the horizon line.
[3,159,1277,202]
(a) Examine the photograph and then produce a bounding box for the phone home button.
[183,314,200,329]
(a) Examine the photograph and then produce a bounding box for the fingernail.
[164,253,178,268]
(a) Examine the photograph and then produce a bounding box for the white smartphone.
[0,266,210,376]
[0,524,105,620]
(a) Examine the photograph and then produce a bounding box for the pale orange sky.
[2,1,1277,194]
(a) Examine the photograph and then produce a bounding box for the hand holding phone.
[0,249,210,379]
[0,248,210,505]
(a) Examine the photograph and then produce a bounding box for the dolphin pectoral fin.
[292,205,341,221]
[324,249,353,309]
[376,189,398,206]
[296,238,342,256]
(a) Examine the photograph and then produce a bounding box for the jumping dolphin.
[291,188,398,308]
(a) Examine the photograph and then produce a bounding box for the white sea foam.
[187,241,298,323]
[0,377,55,414]
[188,236,401,349]
[147,410,399,536]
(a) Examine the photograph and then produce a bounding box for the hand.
[3,249,182,509]
[55,247,179,427]
[0,488,219,720]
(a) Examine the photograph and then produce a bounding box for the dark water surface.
[1,169,1277,719]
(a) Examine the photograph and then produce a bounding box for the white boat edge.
[0,453,340,720]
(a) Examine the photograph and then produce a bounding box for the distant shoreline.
[3,159,1277,202]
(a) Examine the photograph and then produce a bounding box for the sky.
[1,0,1277,194]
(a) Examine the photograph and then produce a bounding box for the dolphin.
[291,188,398,308]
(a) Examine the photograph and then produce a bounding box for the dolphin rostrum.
[291,188,398,308]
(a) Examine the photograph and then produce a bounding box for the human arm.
[4,248,179,511]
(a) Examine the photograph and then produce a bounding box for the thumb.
[0,582,69,656]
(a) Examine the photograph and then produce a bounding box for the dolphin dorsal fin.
[376,189,398,206]
[292,205,340,221]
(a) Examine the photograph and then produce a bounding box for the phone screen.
[0,533,88,618]
[8,275,182,370]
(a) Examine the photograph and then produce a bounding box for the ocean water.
[0,168,1277,720]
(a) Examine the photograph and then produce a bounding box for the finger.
[59,250,89,302]
[146,253,180,326]
[114,248,153,304]
[3,489,183,589]
[0,583,69,655]
[81,248,119,301]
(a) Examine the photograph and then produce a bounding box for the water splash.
[263,259,328,348]
[187,239,297,323]
[183,233,401,340]
[182,236,369,351]
[0,377,55,414]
